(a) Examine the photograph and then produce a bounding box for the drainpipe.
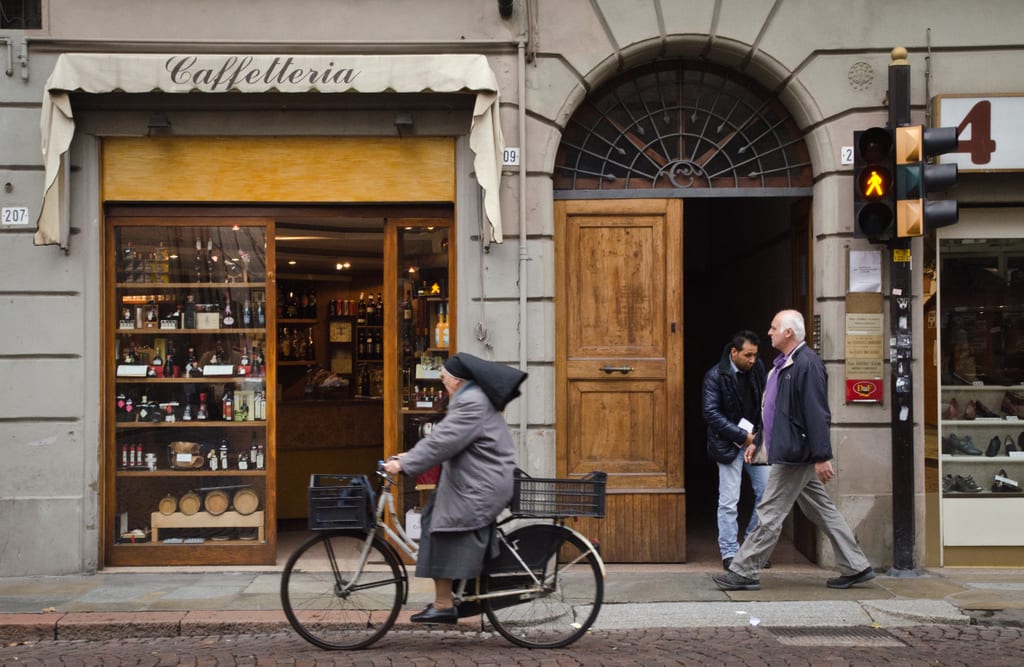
[517,37,528,450]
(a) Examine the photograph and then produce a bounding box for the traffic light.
[853,127,896,243]
[895,125,960,237]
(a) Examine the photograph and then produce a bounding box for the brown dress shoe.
[963,400,976,420]
[1002,394,1021,418]
[943,397,960,420]
[974,399,999,418]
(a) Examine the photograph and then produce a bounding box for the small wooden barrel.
[233,488,259,515]
[158,495,177,515]
[179,491,201,515]
[204,489,230,516]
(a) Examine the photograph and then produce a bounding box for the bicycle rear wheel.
[281,530,404,650]
[481,523,603,648]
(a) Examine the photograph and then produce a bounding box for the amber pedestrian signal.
[853,127,896,243]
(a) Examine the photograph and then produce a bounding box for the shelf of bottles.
[276,283,318,365]
[108,221,273,561]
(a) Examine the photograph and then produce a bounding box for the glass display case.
[104,217,275,566]
[396,226,452,507]
[938,237,1024,553]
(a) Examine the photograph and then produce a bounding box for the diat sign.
[846,379,883,403]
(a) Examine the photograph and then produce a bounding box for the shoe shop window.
[937,236,1024,560]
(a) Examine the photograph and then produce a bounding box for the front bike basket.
[510,469,607,518]
[307,474,376,530]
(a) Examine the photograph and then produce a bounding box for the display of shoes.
[941,433,983,456]
[973,399,1000,418]
[942,473,958,493]
[991,469,1021,493]
[955,474,984,493]
[986,436,1002,457]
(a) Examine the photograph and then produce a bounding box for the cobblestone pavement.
[2,625,1023,666]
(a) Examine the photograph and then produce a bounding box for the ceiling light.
[288,260,297,265]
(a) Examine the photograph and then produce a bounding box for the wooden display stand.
[150,510,265,542]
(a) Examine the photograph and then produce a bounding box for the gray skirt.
[415,493,496,580]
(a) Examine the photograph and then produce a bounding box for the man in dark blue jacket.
[713,310,874,591]
[702,330,770,571]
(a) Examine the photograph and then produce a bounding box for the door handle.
[600,365,634,374]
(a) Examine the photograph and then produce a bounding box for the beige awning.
[35,53,505,249]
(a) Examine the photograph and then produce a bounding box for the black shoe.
[955,474,983,493]
[986,436,1002,457]
[410,604,458,624]
[942,473,958,493]
[722,557,733,571]
[1007,436,1019,454]
[712,570,760,591]
[974,399,999,418]
[944,434,982,456]
[992,469,1020,493]
[826,567,876,589]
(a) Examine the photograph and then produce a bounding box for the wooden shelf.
[117,469,266,477]
[116,421,265,429]
[117,282,267,289]
[278,318,317,324]
[278,360,315,366]
[115,376,266,384]
[115,327,265,335]
[151,510,265,542]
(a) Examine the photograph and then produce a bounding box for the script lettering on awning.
[166,56,361,91]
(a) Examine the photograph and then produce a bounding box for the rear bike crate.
[510,470,607,518]
[307,474,376,530]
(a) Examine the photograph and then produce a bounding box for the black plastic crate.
[308,474,375,531]
[510,470,607,518]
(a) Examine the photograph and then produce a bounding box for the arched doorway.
[554,60,814,563]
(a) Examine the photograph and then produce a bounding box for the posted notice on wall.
[845,294,884,403]
[849,249,882,293]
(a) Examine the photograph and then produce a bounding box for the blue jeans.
[717,455,769,559]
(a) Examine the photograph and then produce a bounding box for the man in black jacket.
[702,330,770,571]
[713,310,874,591]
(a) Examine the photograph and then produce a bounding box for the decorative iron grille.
[555,61,812,191]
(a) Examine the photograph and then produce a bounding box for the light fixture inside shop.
[288,260,297,265]
[336,261,351,271]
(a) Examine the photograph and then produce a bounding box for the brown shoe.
[963,400,976,420]
[1003,395,1021,418]
[943,397,960,420]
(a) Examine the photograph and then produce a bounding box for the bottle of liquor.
[219,439,229,470]
[196,392,208,420]
[239,346,250,375]
[193,238,204,283]
[138,395,151,422]
[222,390,233,421]
[374,329,382,359]
[365,293,376,324]
[121,443,129,469]
[307,288,317,319]
[306,327,315,361]
[243,299,252,327]
[256,442,265,470]
[285,290,299,319]
[402,291,413,322]
[357,292,367,324]
[206,238,216,283]
[235,395,248,422]
[182,403,193,421]
[221,292,235,327]
[184,294,197,329]
[365,330,374,360]
[250,435,258,464]
[164,404,176,422]
[376,291,384,325]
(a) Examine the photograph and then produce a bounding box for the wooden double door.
[555,199,685,562]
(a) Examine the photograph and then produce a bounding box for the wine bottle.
[357,292,367,324]
[365,293,376,324]
[221,292,235,327]
[193,238,204,283]
[242,299,252,327]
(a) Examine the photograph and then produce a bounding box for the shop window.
[1,0,42,29]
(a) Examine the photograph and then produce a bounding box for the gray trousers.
[730,463,871,579]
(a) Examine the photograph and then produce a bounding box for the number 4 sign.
[934,95,1024,171]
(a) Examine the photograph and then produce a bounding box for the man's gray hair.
[778,309,806,342]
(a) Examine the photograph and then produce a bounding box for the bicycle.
[280,462,607,650]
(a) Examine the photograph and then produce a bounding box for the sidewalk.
[2,562,1022,643]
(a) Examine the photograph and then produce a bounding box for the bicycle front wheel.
[482,523,603,649]
[281,530,405,650]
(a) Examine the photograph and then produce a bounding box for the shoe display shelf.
[940,385,1024,547]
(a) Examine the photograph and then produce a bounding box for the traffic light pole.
[887,49,917,573]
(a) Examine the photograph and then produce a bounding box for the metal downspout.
[517,38,528,448]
